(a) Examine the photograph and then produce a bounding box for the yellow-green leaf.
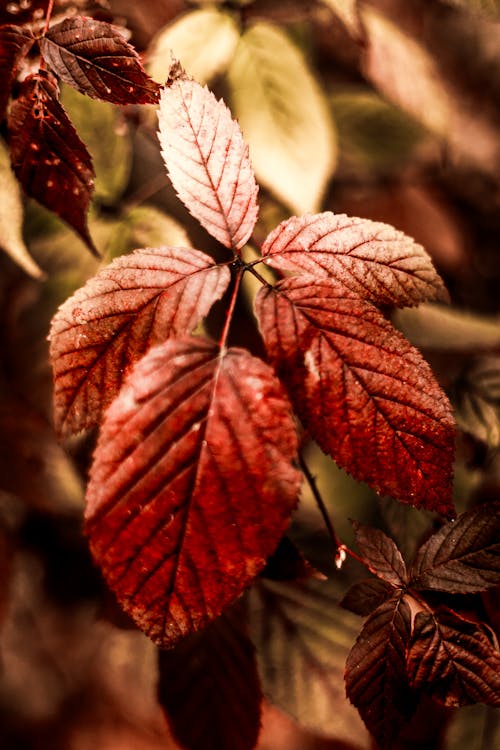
[148,7,240,86]
[61,85,132,206]
[0,138,44,279]
[103,205,191,261]
[227,22,337,215]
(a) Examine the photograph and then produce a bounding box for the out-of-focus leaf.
[407,607,500,707]
[248,577,369,745]
[339,578,394,616]
[454,356,500,448]
[104,205,191,261]
[158,78,259,252]
[352,521,407,586]
[8,72,97,254]
[158,605,262,750]
[394,305,500,352]
[61,84,132,206]
[148,7,240,86]
[49,246,230,436]
[0,137,44,278]
[85,337,301,647]
[227,22,337,215]
[256,276,456,514]
[261,212,449,308]
[345,595,416,749]
[443,0,500,17]
[410,502,500,594]
[40,16,160,104]
[377,495,435,563]
[322,0,363,38]
[0,24,34,121]
[445,704,500,750]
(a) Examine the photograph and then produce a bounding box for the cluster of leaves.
[46,59,500,748]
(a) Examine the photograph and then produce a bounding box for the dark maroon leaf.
[85,336,301,647]
[262,536,326,582]
[261,212,449,308]
[49,246,230,436]
[158,605,262,750]
[40,16,160,104]
[407,607,500,708]
[339,578,394,616]
[255,275,456,514]
[345,595,417,749]
[0,24,35,122]
[410,503,500,594]
[8,71,96,253]
[352,521,408,586]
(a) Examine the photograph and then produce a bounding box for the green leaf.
[454,356,500,448]
[61,84,132,206]
[393,304,500,352]
[103,205,191,261]
[148,7,240,86]
[0,138,44,279]
[248,577,369,745]
[227,22,337,214]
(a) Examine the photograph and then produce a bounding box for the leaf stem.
[219,265,243,352]
[43,0,55,34]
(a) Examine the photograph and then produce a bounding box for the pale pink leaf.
[49,246,229,436]
[262,212,449,307]
[158,79,259,252]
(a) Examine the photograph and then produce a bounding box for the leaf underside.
[158,605,262,750]
[7,72,96,253]
[255,276,455,513]
[345,595,417,749]
[85,337,301,647]
[49,246,230,436]
[262,212,449,307]
[0,24,34,121]
[410,502,500,593]
[40,16,160,104]
[407,608,500,708]
[158,78,259,252]
[352,520,408,586]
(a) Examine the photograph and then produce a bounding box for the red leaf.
[352,520,407,586]
[158,79,259,252]
[345,595,417,749]
[339,578,394,616]
[407,607,500,708]
[255,275,456,514]
[85,337,301,647]
[40,16,160,104]
[0,24,35,121]
[261,212,449,307]
[410,502,500,594]
[49,246,230,437]
[8,71,96,253]
[158,605,262,750]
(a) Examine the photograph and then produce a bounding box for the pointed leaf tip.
[158,79,259,252]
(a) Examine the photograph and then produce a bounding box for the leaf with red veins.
[158,605,262,750]
[40,16,160,105]
[352,520,408,586]
[0,25,35,122]
[407,607,500,708]
[339,578,394,616]
[255,275,456,514]
[261,212,449,307]
[85,336,301,647]
[345,595,417,749]
[49,246,230,437]
[410,502,500,594]
[8,71,96,253]
[158,79,259,253]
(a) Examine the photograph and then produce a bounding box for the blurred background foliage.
[1,1,500,748]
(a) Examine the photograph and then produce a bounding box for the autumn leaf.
[407,607,500,708]
[158,78,258,253]
[410,502,500,594]
[49,246,230,436]
[0,24,34,121]
[158,605,262,750]
[40,16,160,104]
[261,212,449,307]
[339,578,394,616]
[352,521,408,586]
[8,71,96,254]
[85,337,301,647]
[345,595,417,749]
[255,275,456,513]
